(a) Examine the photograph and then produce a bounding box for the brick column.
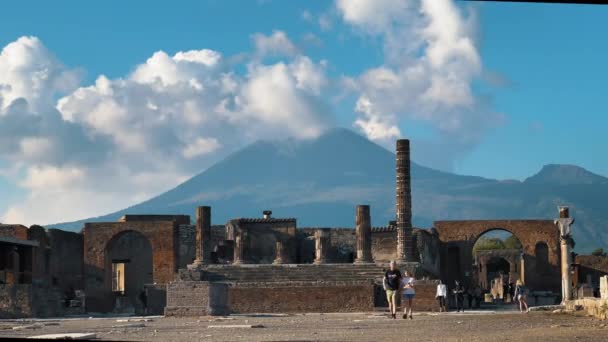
[273,240,285,264]
[191,206,212,267]
[555,206,574,304]
[314,228,330,265]
[354,205,373,264]
[396,139,414,262]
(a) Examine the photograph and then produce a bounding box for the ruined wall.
[83,221,178,312]
[231,219,296,264]
[434,220,561,292]
[371,228,396,262]
[178,225,196,268]
[0,284,32,318]
[229,282,374,313]
[47,229,84,296]
[0,284,64,318]
[0,225,29,240]
[576,255,608,289]
[300,228,356,263]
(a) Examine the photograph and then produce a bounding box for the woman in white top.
[436,280,447,312]
[400,270,416,319]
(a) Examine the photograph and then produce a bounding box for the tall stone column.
[555,206,574,304]
[273,240,285,264]
[354,205,373,264]
[233,230,247,265]
[396,139,414,262]
[314,228,330,264]
[191,206,212,267]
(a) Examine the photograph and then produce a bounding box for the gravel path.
[1,311,606,341]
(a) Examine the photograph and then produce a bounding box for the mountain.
[51,128,608,253]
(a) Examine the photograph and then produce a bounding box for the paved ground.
[0,310,606,341]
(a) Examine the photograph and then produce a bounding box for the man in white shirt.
[401,270,416,319]
[436,280,447,312]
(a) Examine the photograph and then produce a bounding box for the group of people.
[383,261,531,317]
[383,261,416,319]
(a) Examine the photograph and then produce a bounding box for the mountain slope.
[51,128,608,253]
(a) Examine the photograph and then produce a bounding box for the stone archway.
[435,220,561,293]
[105,230,153,313]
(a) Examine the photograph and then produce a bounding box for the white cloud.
[336,0,503,169]
[0,36,80,113]
[0,35,333,226]
[182,137,221,159]
[252,30,298,57]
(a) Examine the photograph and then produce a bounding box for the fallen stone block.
[111,323,146,328]
[13,324,43,331]
[207,324,264,328]
[28,333,96,340]
[116,318,153,323]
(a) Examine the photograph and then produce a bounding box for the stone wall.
[576,255,608,290]
[165,281,229,316]
[0,284,64,318]
[0,284,32,318]
[229,281,374,313]
[178,225,196,268]
[0,224,29,240]
[47,229,84,296]
[144,283,167,316]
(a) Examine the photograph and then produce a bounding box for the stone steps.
[200,264,391,284]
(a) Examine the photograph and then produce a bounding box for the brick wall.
[83,221,178,312]
[165,281,229,316]
[374,280,440,312]
[178,225,196,268]
[47,229,83,295]
[0,284,32,318]
[434,220,561,292]
[229,282,374,313]
[0,224,28,240]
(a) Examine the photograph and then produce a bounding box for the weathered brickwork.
[178,224,196,268]
[165,281,229,316]
[47,229,84,296]
[0,284,65,318]
[575,255,608,290]
[0,224,29,240]
[229,282,374,313]
[434,220,561,292]
[83,221,179,312]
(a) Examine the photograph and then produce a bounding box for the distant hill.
[51,128,608,253]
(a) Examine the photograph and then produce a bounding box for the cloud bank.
[0,0,502,225]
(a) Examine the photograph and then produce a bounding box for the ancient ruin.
[1,139,607,319]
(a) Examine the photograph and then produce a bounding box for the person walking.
[436,280,448,312]
[401,270,416,319]
[383,261,402,319]
[474,285,482,309]
[514,279,529,313]
[453,280,465,312]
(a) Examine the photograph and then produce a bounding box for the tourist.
[514,279,529,313]
[383,260,402,319]
[401,270,416,319]
[467,286,474,309]
[436,280,448,312]
[453,280,465,312]
[474,285,482,309]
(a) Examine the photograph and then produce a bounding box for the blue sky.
[0,0,607,224]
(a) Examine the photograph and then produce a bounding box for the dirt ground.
[0,310,606,342]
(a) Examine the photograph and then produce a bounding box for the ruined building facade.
[0,138,593,318]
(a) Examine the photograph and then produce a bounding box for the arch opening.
[472,229,523,301]
[105,230,153,313]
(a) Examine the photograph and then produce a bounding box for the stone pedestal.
[273,240,285,264]
[234,231,247,265]
[600,276,608,300]
[165,281,229,316]
[354,205,373,264]
[314,229,330,264]
[395,139,414,262]
[189,206,212,268]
